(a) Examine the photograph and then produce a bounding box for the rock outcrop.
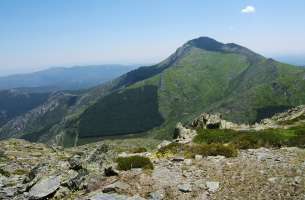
[28,176,61,199]
[1,137,305,199]
[174,122,197,143]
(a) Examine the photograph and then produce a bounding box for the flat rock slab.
[103,181,130,193]
[178,183,192,193]
[88,193,146,200]
[206,181,219,193]
[172,157,184,162]
[29,175,61,199]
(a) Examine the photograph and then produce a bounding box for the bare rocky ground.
[1,139,305,200]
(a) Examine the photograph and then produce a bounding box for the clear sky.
[1,0,305,75]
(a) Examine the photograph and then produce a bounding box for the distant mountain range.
[0,65,135,126]
[0,65,135,92]
[1,37,305,147]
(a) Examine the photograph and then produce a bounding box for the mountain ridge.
[1,37,305,146]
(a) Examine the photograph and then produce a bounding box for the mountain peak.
[186,37,224,51]
[184,36,262,61]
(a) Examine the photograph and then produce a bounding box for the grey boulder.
[28,175,61,199]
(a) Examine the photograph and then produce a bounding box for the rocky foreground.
[1,139,305,200]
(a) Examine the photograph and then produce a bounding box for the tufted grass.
[156,142,238,158]
[116,156,154,170]
[0,168,10,177]
[130,147,148,153]
[193,125,305,149]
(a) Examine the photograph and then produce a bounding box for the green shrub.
[187,143,238,158]
[0,150,7,162]
[156,142,238,158]
[116,156,153,170]
[0,168,10,177]
[157,142,186,157]
[193,127,305,149]
[233,135,260,149]
[193,129,239,144]
[14,169,29,175]
[130,147,148,153]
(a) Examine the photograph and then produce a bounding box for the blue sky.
[1,0,305,75]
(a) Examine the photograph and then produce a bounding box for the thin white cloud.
[241,6,256,14]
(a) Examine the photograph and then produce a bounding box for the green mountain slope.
[2,37,305,145]
[74,37,305,141]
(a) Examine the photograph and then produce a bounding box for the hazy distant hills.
[1,37,305,146]
[0,90,49,126]
[0,65,135,92]
[0,64,135,128]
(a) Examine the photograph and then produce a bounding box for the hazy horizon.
[1,0,305,75]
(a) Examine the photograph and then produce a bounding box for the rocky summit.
[1,108,305,200]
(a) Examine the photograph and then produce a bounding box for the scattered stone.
[61,170,78,186]
[53,186,70,200]
[157,140,171,149]
[198,192,209,200]
[191,113,223,129]
[28,175,61,199]
[195,155,203,161]
[103,181,130,193]
[174,122,197,143]
[87,144,110,164]
[256,152,271,161]
[104,167,119,177]
[130,168,143,176]
[118,152,128,158]
[148,190,164,200]
[2,134,305,200]
[178,183,192,193]
[65,168,88,191]
[23,163,47,184]
[206,181,219,193]
[172,156,184,162]
[194,179,206,189]
[184,159,192,166]
[97,144,109,153]
[88,193,145,200]
[0,187,16,198]
[68,155,82,170]
[268,177,278,183]
[207,155,225,161]
[294,176,302,184]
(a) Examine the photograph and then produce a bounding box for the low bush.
[0,168,10,177]
[156,142,186,157]
[156,142,238,158]
[14,169,29,175]
[187,143,238,158]
[116,156,153,170]
[0,150,7,162]
[193,127,305,149]
[193,129,239,144]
